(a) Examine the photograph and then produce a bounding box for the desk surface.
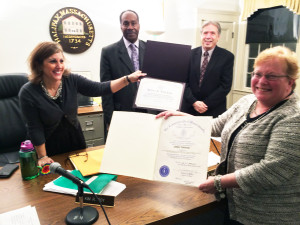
[78,105,103,115]
[0,144,220,225]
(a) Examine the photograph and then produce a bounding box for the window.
[245,6,299,87]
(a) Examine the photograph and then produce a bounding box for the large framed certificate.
[134,77,185,111]
[134,40,191,111]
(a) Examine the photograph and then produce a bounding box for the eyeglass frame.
[68,151,88,162]
[251,72,289,81]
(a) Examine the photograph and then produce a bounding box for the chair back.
[0,74,28,154]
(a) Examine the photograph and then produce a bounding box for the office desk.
[0,144,220,225]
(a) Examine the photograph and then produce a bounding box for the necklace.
[252,91,294,117]
[251,101,272,118]
[40,80,62,100]
[253,105,269,117]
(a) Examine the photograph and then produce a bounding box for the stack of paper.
[43,170,125,196]
[0,206,40,225]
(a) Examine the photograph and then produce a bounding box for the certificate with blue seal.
[100,111,213,187]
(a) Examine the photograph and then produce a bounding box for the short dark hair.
[28,41,70,84]
[119,10,139,24]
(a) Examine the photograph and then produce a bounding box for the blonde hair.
[254,46,299,89]
[28,41,70,84]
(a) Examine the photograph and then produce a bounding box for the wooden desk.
[0,144,220,225]
[77,105,103,115]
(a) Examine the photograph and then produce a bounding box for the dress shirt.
[123,37,140,60]
[201,48,214,67]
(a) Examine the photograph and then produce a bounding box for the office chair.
[0,73,28,166]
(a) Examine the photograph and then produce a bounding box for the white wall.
[0,0,240,81]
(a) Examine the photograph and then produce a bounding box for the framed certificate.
[134,77,185,111]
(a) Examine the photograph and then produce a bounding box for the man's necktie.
[130,44,139,71]
[199,51,209,86]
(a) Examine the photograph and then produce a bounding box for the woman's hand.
[127,70,147,83]
[199,176,217,194]
[38,156,54,167]
[156,110,190,119]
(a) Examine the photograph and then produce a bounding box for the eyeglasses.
[69,152,88,162]
[251,72,289,81]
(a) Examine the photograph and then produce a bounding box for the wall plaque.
[49,7,95,54]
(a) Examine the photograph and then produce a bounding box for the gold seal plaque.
[49,7,95,54]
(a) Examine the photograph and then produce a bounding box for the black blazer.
[100,38,146,127]
[182,46,234,118]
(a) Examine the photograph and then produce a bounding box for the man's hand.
[193,101,208,113]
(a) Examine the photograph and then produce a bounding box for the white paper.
[0,206,41,225]
[135,78,185,111]
[101,112,162,180]
[101,111,213,186]
[43,176,126,197]
[211,136,221,142]
[99,180,126,196]
[153,116,212,186]
[207,152,220,167]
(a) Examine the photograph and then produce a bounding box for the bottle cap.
[20,140,34,152]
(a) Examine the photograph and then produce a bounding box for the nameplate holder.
[75,193,115,207]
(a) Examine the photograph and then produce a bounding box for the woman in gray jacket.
[156,46,300,225]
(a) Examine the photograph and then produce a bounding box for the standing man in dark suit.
[100,10,146,132]
[183,21,234,118]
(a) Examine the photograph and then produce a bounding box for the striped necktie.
[199,51,209,87]
[129,44,139,71]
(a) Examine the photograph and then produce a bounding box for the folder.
[69,148,104,176]
[142,40,191,82]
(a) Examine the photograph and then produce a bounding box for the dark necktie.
[130,44,139,71]
[199,51,209,86]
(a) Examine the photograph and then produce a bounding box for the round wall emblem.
[49,7,95,54]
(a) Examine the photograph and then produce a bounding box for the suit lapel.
[118,39,134,73]
[139,40,146,69]
[193,47,202,82]
[202,46,221,83]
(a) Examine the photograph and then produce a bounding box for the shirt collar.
[202,47,215,57]
[123,37,139,49]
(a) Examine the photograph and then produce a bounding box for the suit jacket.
[182,46,234,118]
[100,38,146,127]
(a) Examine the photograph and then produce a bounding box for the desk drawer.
[78,113,104,141]
[86,138,104,147]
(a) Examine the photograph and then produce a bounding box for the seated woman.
[19,41,146,166]
[157,46,300,225]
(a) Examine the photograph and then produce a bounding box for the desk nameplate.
[75,193,115,207]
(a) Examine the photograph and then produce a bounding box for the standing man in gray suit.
[100,10,146,134]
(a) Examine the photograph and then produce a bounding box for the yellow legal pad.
[69,148,104,176]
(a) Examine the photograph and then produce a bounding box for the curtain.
[242,0,300,20]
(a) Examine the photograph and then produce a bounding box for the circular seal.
[159,165,170,177]
[49,7,95,54]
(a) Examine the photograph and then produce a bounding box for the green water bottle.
[19,140,39,180]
